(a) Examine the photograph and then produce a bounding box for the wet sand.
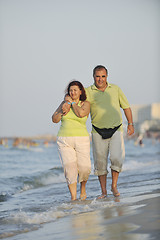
[113,195,160,239]
[8,192,160,240]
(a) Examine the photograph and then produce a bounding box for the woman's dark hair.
[66,80,87,101]
[93,65,108,76]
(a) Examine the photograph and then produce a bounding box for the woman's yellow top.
[57,102,89,137]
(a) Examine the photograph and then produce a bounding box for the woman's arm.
[52,101,65,123]
[72,101,90,118]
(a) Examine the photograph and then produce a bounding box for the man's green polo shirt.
[85,83,130,132]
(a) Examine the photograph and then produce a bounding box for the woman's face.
[69,85,82,101]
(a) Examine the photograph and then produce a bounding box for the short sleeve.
[118,87,130,109]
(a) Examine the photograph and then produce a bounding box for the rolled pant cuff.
[94,170,109,176]
[110,166,122,173]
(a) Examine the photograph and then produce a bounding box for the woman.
[52,80,91,201]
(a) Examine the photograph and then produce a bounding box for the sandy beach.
[8,191,159,240]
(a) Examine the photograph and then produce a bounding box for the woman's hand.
[65,95,73,103]
[62,102,71,116]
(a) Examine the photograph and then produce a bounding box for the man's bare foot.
[111,187,120,197]
[97,194,107,199]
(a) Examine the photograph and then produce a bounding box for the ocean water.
[0,138,160,239]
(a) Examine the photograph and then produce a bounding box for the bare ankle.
[102,190,107,195]
[71,197,77,201]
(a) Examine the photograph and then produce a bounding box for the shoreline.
[9,191,160,240]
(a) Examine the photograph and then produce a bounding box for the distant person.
[52,80,91,201]
[135,134,144,147]
[85,65,134,198]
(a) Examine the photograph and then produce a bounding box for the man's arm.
[72,101,90,118]
[65,95,90,118]
[123,108,134,136]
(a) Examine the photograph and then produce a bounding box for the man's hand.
[127,125,134,136]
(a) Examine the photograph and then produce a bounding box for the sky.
[0,0,160,137]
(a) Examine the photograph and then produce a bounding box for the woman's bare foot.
[80,181,87,200]
[71,197,77,201]
[80,193,87,200]
[68,182,77,201]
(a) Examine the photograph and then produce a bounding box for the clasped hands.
[61,95,72,116]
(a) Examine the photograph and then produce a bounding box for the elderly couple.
[52,65,134,201]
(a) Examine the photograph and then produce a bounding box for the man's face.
[94,69,107,90]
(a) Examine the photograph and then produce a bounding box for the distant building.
[131,103,160,123]
[130,103,160,133]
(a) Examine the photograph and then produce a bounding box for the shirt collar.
[91,82,111,90]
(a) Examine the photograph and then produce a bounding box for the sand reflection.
[71,204,150,240]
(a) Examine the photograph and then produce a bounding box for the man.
[85,65,134,198]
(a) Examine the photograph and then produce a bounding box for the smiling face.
[69,85,82,101]
[94,69,108,91]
